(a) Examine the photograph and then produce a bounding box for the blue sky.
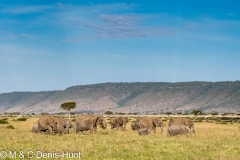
[1,0,240,93]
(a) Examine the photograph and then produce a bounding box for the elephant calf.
[110,116,129,131]
[76,114,107,134]
[167,124,191,137]
[32,123,47,133]
[32,123,39,133]
[169,117,196,134]
[138,128,151,135]
[131,121,139,130]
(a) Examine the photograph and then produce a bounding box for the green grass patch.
[6,125,15,129]
[1,118,240,160]
[0,119,9,124]
[15,117,27,121]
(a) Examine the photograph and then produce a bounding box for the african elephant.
[131,116,144,130]
[58,118,72,134]
[32,123,50,133]
[76,114,107,134]
[38,115,58,135]
[138,116,164,134]
[69,121,75,131]
[38,116,65,135]
[167,124,191,136]
[138,128,151,135]
[131,121,139,130]
[32,123,41,133]
[110,116,129,131]
[169,118,196,134]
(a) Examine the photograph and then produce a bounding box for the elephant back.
[169,118,188,126]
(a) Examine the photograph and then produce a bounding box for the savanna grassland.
[0,116,240,160]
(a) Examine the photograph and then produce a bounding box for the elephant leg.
[58,130,61,136]
[76,127,82,134]
[93,126,97,133]
[59,126,65,135]
[152,127,156,134]
[114,123,118,130]
[76,127,79,133]
[160,127,164,134]
[119,125,122,131]
[167,131,170,137]
[90,126,94,134]
[120,125,124,131]
[123,124,126,131]
[66,128,69,134]
[47,125,53,135]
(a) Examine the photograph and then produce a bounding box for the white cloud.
[2,5,52,14]
[1,3,176,43]
[21,34,36,40]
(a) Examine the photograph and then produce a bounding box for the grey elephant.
[131,116,144,130]
[110,116,129,131]
[138,116,164,134]
[58,118,72,134]
[38,116,65,135]
[131,121,139,130]
[169,117,196,134]
[138,128,151,135]
[68,121,75,131]
[76,114,107,134]
[167,124,191,136]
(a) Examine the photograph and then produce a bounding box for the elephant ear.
[184,120,190,127]
[188,120,194,128]
[94,116,100,125]
[47,117,56,127]
[152,118,158,126]
[64,119,69,125]
[117,117,123,124]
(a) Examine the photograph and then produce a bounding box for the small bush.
[16,118,27,121]
[6,125,15,129]
[216,122,228,124]
[221,122,228,124]
[72,118,76,122]
[206,120,213,123]
[0,119,9,124]
[162,119,167,122]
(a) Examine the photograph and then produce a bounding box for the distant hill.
[1,81,240,114]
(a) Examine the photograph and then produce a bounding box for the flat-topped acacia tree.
[60,102,76,119]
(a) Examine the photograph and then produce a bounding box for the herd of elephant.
[32,114,196,137]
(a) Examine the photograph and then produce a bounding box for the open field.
[0,116,240,160]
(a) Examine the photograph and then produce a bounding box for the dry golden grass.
[0,117,240,160]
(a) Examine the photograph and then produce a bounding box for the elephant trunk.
[102,120,107,129]
[66,124,70,134]
[191,124,196,134]
[193,128,196,134]
[160,127,164,134]
[160,122,164,134]
[123,123,126,130]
